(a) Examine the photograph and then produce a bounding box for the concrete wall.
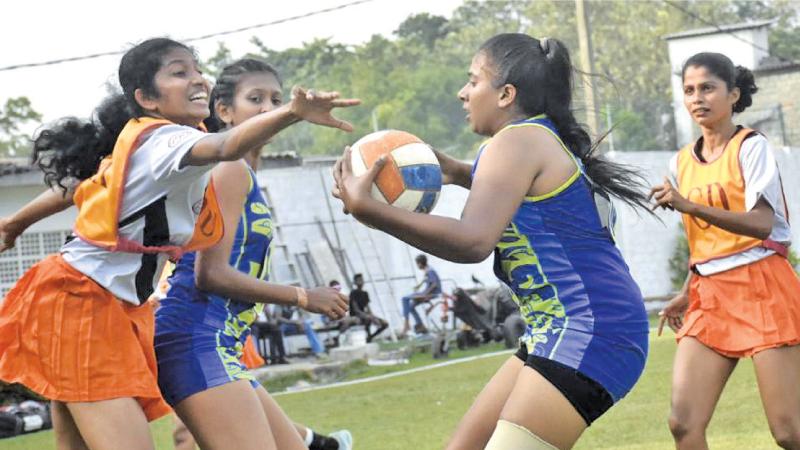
[0,184,76,233]
[255,163,495,329]
[2,149,799,326]
[741,68,800,147]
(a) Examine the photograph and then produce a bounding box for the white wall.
[0,184,77,232]
[3,147,798,318]
[256,164,495,329]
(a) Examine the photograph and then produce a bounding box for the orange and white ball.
[350,130,442,213]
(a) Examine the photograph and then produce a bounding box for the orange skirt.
[677,254,800,358]
[0,255,171,421]
[240,335,265,369]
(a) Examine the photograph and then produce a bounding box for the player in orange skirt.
[0,38,357,450]
[653,52,800,449]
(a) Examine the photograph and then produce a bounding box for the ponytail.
[733,65,757,113]
[480,33,652,212]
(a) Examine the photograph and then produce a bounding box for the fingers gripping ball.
[350,130,442,213]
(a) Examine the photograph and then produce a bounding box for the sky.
[0,0,464,127]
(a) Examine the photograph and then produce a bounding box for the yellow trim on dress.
[493,115,582,203]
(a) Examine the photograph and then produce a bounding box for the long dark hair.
[203,58,282,132]
[32,38,193,193]
[682,52,758,114]
[479,33,651,211]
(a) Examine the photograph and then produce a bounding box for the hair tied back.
[539,37,552,59]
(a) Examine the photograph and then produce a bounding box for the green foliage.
[394,13,451,49]
[732,0,800,61]
[607,108,664,151]
[669,226,689,291]
[196,0,798,157]
[789,248,800,274]
[0,97,41,157]
[199,41,234,77]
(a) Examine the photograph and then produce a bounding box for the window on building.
[0,231,70,298]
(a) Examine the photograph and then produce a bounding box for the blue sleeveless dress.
[473,115,648,401]
[155,167,274,406]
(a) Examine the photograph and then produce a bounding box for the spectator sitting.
[276,304,326,358]
[400,254,441,337]
[253,308,289,365]
[347,274,388,342]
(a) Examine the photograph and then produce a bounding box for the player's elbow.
[754,226,772,241]
[456,236,495,263]
[753,217,774,240]
[195,266,222,292]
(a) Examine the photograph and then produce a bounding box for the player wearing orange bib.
[0,38,358,450]
[653,52,800,449]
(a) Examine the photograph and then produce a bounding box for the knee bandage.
[484,419,559,450]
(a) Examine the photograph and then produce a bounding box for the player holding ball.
[333,32,653,450]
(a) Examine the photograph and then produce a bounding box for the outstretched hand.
[290,86,361,132]
[331,146,387,217]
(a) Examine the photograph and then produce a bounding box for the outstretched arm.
[183,87,360,167]
[0,187,75,252]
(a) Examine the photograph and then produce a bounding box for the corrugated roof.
[756,56,800,73]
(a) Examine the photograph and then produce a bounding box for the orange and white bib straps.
[676,128,762,266]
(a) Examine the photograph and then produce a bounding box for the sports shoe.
[329,429,353,450]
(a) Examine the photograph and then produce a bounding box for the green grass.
[2,335,776,449]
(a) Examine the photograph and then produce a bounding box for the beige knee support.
[484,419,559,450]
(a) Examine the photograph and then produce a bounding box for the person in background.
[399,254,441,337]
[348,273,389,342]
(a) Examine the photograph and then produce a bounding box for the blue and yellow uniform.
[155,167,273,406]
[472,116,648,406]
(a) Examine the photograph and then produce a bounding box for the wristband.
[294,287,308,309]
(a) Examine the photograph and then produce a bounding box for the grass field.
[3,334,777,449]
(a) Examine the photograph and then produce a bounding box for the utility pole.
[575,0,600,140]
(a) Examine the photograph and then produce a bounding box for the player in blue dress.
[155,59,351,450]
[333,33,652,450]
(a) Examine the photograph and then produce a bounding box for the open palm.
[290,86,360,132]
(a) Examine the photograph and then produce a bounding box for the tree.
[200,0,797,157]
[0,97,41,158]
[200,42,234,79]
[394,13,451,49]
